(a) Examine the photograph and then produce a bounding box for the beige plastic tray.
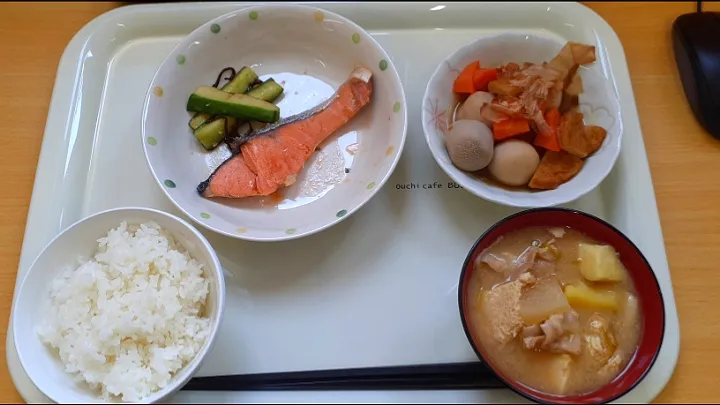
[8,2,679,403]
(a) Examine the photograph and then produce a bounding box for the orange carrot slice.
[545,108,561,128]
[534,108,562,151]
[453,61,480,94]
[493,118,531,141]
[535,132,561,152]
[472,68,498,92]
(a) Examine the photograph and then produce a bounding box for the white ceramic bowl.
[12,207,226,404]
[422,32,622,208]
[142,4,407,242]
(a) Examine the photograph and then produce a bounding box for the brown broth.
[466,226,641,396]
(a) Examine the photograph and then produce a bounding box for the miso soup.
[466,226,642,396]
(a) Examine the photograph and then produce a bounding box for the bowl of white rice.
[12,207,226,403]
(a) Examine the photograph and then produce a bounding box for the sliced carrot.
[534,108,562,152]
[545,108,561,128]
[534,132,561,152]
[472,68,498,92]
[453,61,480,94]
[493,118,531,141]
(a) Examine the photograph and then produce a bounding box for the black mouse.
[672,11,720,139]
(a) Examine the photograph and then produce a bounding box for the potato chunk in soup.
[467,226,641,396]
[578,243,626,282]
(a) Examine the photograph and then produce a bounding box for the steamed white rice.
[36,221,211,402]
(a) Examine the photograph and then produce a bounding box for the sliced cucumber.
[242,79,285,132]
[191,79,285,150]
[188,67,259,130]
[247,78,284,101]
[194,116,238,150]
[223,67,259,94]
[189,113,212,130]
[187,86,280,123]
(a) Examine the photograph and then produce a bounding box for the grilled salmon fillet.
[197,67,373,199]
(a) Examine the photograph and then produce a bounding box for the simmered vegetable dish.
[446,41,609,191]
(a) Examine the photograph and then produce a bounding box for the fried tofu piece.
[582,125,608,155]
[528,151,584,190]
[570,42,597,65]
[557,109,585,156]
[559,94,579,115]
[548,42,596,95]
[565,71,584,96]
[549,43,575,74]
[488,78,524,97]
[481,280,524,345]
[557,109,607,158]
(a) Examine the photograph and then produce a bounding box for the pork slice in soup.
[467,226,642,396]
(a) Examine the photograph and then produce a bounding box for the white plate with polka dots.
[142,4,407,241]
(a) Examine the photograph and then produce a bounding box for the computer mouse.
[672,12,720,139]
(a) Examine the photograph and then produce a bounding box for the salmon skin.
[197,67,373,199]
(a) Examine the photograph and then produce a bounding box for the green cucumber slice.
[187,86,280,123]
[188,67,258,130]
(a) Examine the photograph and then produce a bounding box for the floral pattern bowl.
[142,4,407,241]
[421,33,622,208]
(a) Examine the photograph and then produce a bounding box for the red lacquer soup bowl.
[458,208,665,404]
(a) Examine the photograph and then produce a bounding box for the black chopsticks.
[181,361,505,392]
